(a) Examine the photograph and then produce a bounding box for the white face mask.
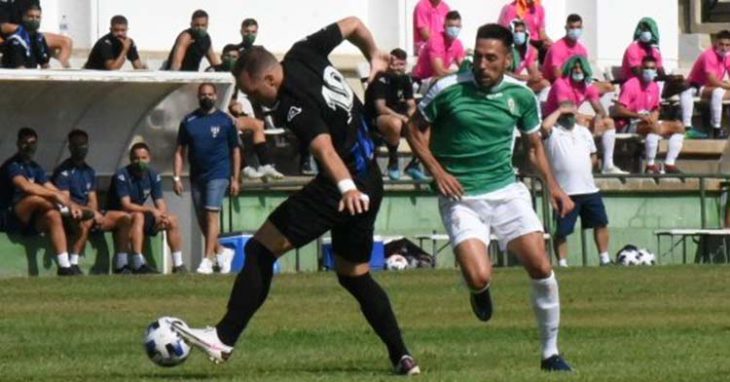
[446,26,461,39]
[639,31,652,43]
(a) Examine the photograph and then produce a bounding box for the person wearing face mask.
[84,15,146,70]
[412,10,465,81]
[544,55,626,174]
[507,19,549,95]
[0,128,82,276]
[364,48,424,181]
[51,130,139,275]
[613,56,685,174]
[498,0,552,63]
[1,3,49,69]
[620,18,666,82]
[237,18,258,53]
[164,9,221,71]
[680,29,730,140]
[106,143,185,274]
[173,83,241,275]
[542,14,588,84]
[207,44,239,72]
[541,101,613,268]
[406,23,574,372]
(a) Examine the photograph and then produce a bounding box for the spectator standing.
[413,0,450,54]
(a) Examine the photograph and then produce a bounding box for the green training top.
[418,71,541,195]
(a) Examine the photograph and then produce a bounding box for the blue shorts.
[554,192,608,239]
[191,178,230,217]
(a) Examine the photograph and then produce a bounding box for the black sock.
[387,143,399,169]
[254,142,272,166]
[337,273,410,365]
[216,239,275,346]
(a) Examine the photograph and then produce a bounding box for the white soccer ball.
[637,248,656,266]
[144,316,191,367]
[616,245,641,266]
[386,254,409,271]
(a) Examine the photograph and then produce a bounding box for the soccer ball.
[616,245,641,266]
[144,316,191,367]
[637,248,656,266]
[386,254,409,271]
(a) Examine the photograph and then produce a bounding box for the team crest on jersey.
[507,98,517,114]
[287,106,302,122]
[211,126,220,138]
[86,182,92,190]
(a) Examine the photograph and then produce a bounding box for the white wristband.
[173,176,181,182]
[337,179,357,195]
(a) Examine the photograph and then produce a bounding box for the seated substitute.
[163,9,220,71]
[411,10,465,82]
[544,55,626,174]
[206,44,239,72]
[541,102,612,267]
[613,56,685,174]
[364,48,425,181]
[107,143,186,274]
[508,19,549,95]
[84,15,146,70]
[1,2,49,69]
[52,129,138,275]
[0,127,82,276]
[0,0,72,68]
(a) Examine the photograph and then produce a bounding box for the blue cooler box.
[218,232,281,273]
[321,236,385,270]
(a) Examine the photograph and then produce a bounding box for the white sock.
[602,129,616,170]
[600,91,615,114]
[69,253,80,266]
[665,133,684,165]
[538,86,550,103]
[172,251,183,267]
[116,252,128,269]
[132,253,146,269]
[599,252,611,264]
[57,252,71,268]
[558,258,568,267]
[680,88,697,127]
[645,133,661,166]
[711,87,726,128]
[531,271,561,360]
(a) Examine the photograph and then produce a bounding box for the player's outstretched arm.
[336,17,389,83]
[526,132,574,217]
[309,134,370,216]
[405,112,463,199]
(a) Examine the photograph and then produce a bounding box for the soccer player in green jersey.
[406,23,575,372]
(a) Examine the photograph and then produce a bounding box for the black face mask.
[199,97,215,111]
[19,142,37,159]
[70,145,88,161]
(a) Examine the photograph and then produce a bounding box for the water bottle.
[59,15,69,36]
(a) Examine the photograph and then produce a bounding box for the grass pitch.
[1,266,729,381]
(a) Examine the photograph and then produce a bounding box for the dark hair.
[566,14,582,24]
[67,129,88,141]
[17,127,37,141]
[233,46,278,79]
[198,82,217,93]
[241,18,258,28]
[716,30,730,41]
[476,23,514,48]
[192,9,208,20]
[129,142,150,156]
[446,10,461,21]
[390,48,407,61]
[23,3,41,13]
[641,55,657,65]
[110,15,128,26]
[222,44,239,54]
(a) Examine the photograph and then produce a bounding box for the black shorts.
[269,161,383,264]
[0,208,39,235]
[554,192,609,238]
[143,211,160,236]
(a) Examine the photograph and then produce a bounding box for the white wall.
[43,0,680,69]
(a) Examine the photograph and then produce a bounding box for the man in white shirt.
[541,101,611,267]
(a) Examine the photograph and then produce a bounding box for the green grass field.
[1,266,729,382]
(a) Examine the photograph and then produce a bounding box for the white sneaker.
[242,166,263,179]
[216,247,235,274]
[196,258,215,275]
[601,166,629,175]
[171,323,233,364]
[259,164,284,180]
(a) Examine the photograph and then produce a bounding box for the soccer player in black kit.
[172,17,420,376]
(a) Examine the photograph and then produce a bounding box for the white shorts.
[438,182,544,250]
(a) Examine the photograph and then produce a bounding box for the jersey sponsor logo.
[486,92,503,100]
[287,106,302,122]
[321,66,354,123]
[211,126,220,138]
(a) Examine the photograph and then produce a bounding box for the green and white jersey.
[418,71,541,195]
